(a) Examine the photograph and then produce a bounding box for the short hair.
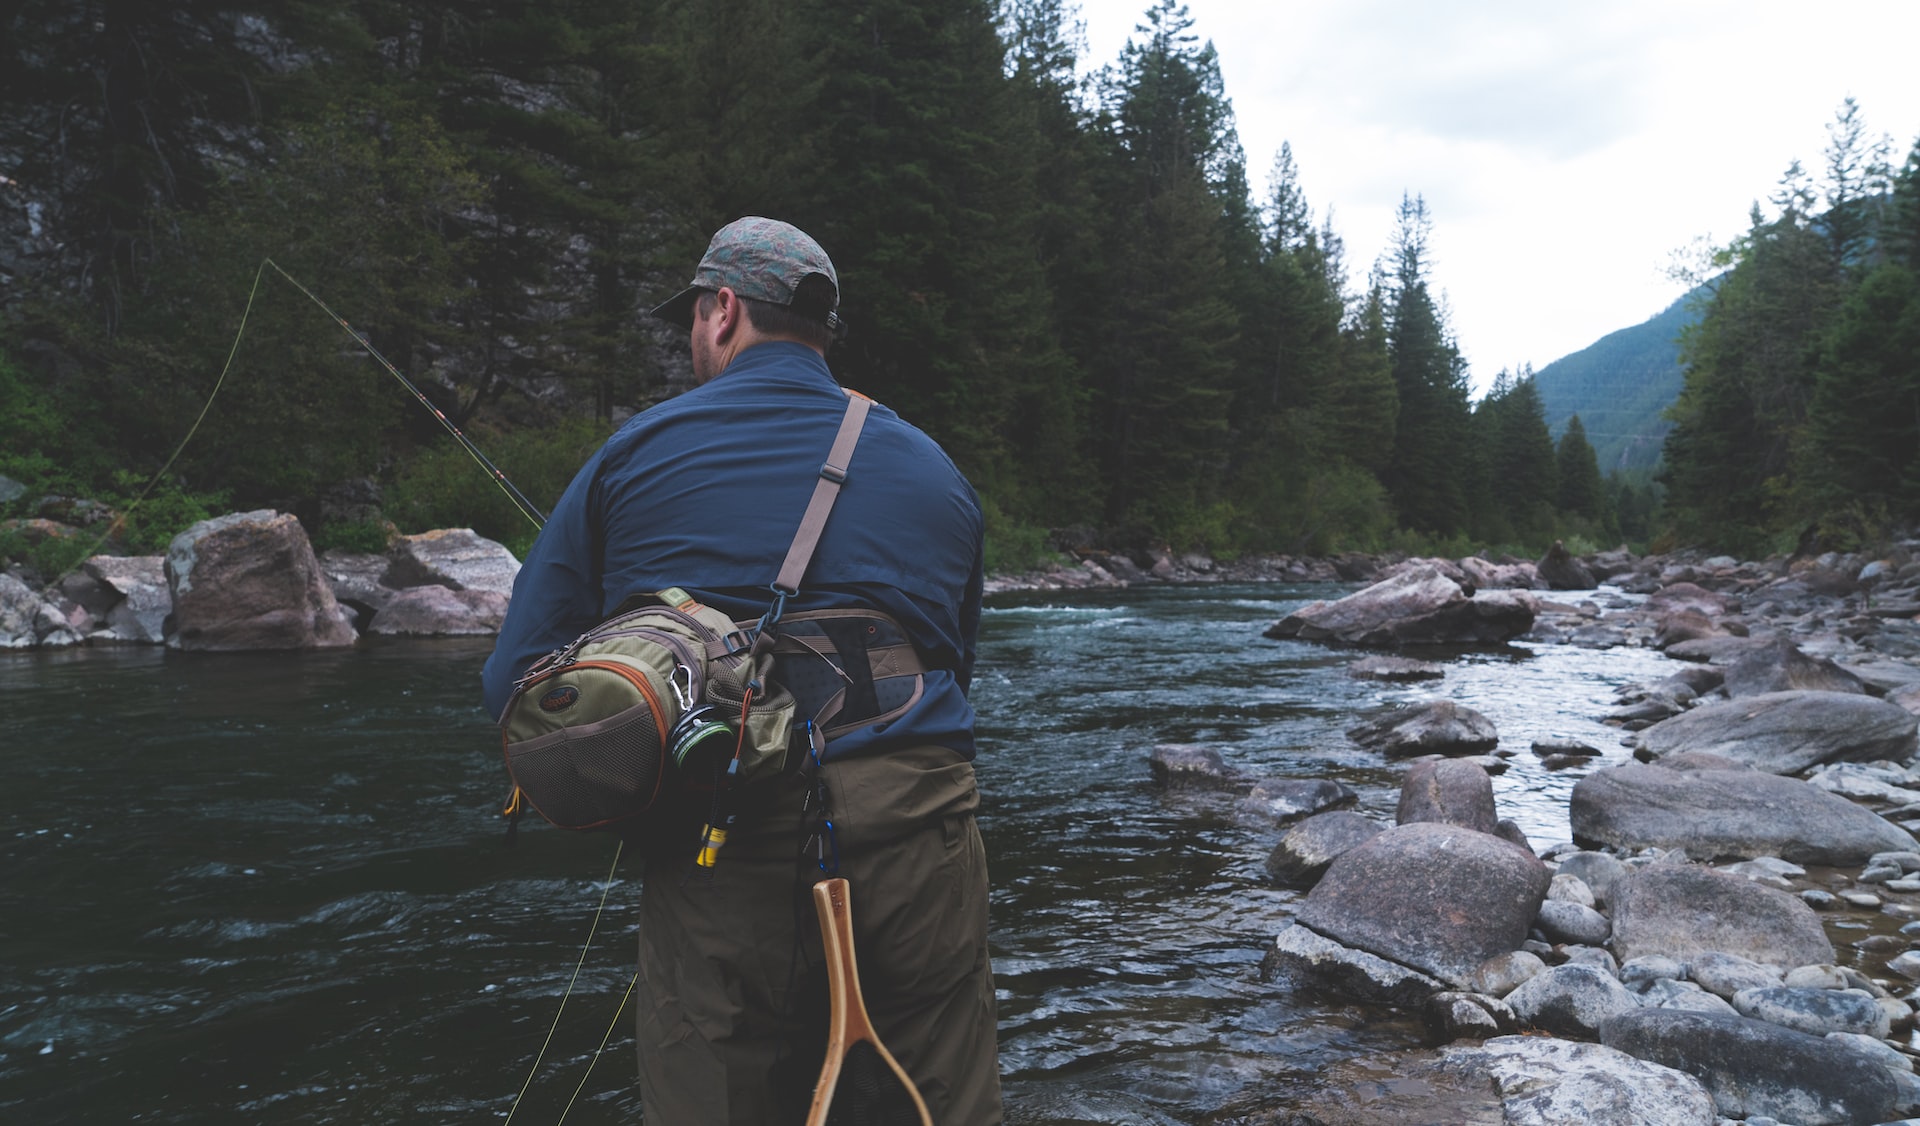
[693,274,835,352]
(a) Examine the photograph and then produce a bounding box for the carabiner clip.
[670,664,696,710]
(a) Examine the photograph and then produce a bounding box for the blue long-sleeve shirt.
[482,342,984,760]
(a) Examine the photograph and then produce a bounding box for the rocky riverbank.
[1142,535,1920,1125]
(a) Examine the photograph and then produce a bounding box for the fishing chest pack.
[496,390,926,840]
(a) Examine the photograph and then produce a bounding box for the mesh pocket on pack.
[505,700,667,830]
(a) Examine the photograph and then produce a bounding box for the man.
[482,216,1001,1124]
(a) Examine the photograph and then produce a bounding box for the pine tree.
[1556,414,1605,520]
[1380,193,1472,536]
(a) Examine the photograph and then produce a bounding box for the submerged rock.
[366,585,508,636]
[1348,700,1499,758]
[1346,654,1446,681]
[1264,811,1383,889]
[1238,777,1356,825]
[1147,743,1242,790]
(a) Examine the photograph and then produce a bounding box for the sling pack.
[498,390,872,833]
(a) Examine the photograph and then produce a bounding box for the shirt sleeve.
[955,483,985,696]
[479,443,610,720]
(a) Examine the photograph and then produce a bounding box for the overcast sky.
[1073,0,1920,395]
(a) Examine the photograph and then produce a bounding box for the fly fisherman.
[482,217,1002,1124]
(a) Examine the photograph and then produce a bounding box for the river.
[1,581,1678,1123]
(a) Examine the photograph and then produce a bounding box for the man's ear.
[711,286,744,340]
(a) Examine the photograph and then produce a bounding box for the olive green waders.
[636,746,1002,1124]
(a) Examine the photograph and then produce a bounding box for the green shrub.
[386,419,610,558]
[312,517,397,555]
[980,494,1057,575]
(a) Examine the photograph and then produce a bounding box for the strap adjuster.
[819,462,847,484]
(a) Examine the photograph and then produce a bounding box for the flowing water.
[0,582,1678,1124]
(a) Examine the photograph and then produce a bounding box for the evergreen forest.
[2,1,1909,573]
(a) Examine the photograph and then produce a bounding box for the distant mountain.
[1532,286,1706,476]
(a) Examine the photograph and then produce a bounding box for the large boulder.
[1238,777,1356,825]
[1348,700,1499,758]
[366,586,508,636]
[1644,582,1735,617]
[1570,762,1916,864]
[1535,541,1597,590]
[1630,690,1919,773]
[0,571,90,648]
[1600,1008,1901,1125]
[1457,556,1540,591]
[83,554,171,643]
[382,528,521,596]
[1264,563,1535,646]
[1265,811,1383,888]
[1294,822,1550,987]
[1396,758,1498,833]
[1607,864,1832,969]
[1721,638,1867,698]
[320,549,399,624]
[166,510,357,651]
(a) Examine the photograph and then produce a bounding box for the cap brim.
[649,286,701,329]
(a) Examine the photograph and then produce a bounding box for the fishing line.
[505,840,630,1125]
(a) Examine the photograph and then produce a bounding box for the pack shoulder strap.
[774,389,872,596]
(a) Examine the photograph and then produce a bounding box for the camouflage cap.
[649,216,840,330]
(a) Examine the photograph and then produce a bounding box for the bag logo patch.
[539,685,580,713]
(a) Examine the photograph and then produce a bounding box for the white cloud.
[1074,0,1920,392]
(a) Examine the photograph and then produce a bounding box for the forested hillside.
[1662,99,1920,556]
[0,1,1675,569]
[1533,289,1700,477]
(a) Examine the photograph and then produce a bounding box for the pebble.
[1891,951,1920,981]
[1546,873,1595,907]
[1863,864,1906,884]
[1872,851,1920,873]
[1620,955,1686,986]
[1887,878,1920,893]
[1860,934,1910,954]
[1847,891,1888,909]
[1690,951,1784,999]
[1784,964,1851,990]
[1828,1030,1915,1072]
[1900,920,1920,937]
[1803,889,1840,910]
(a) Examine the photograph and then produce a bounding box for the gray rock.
[1645,581,1736,617]
[382,527,520,596]
[1609,866,1832,969]
[165,511,357,651]
[1723,638,1868,698]
[1554,850,1629,906]
[1468,950,1548,997]
[1424,991,1519,1042]
[1531,736,1600,758]
[1570,762,1916,865]
[1535,900,1611,946]
[1621,955,1687,986]
[1264,563,1536,646]
[1874,850,1920,872]
[1782,964,1850,991]
[1347,655,1445,681]
[1348,700,1499,758]
[1732,984,1891,1038]
[1295,822,1550,987]
[1548,873,1596,907]
[1506,963,1641,1038]
[1560,945,1620,976]
[1663,635,1775,663]
[320,548,398,622]
[1889,950,1920,980]
[1395,757,1497,832]
[1239,777,1355,825]
[1147,744,1241,790]
[1803,889,1840,909]
[1630,690,1919,773]
[1260,922,1449,1007]
[1491,818,1532,854]
[1827,1029,1914,1072]
[1637,978,1740,1015]
[1459,556,1541,591]
[85,555,172,644]
[1537,540,1598,590]
[1451,1036,1718,1126]
[1689,952,1786,999]
[1600,1008,1901,1125]
[365,585,508,636]
[1264,810,1383,889]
